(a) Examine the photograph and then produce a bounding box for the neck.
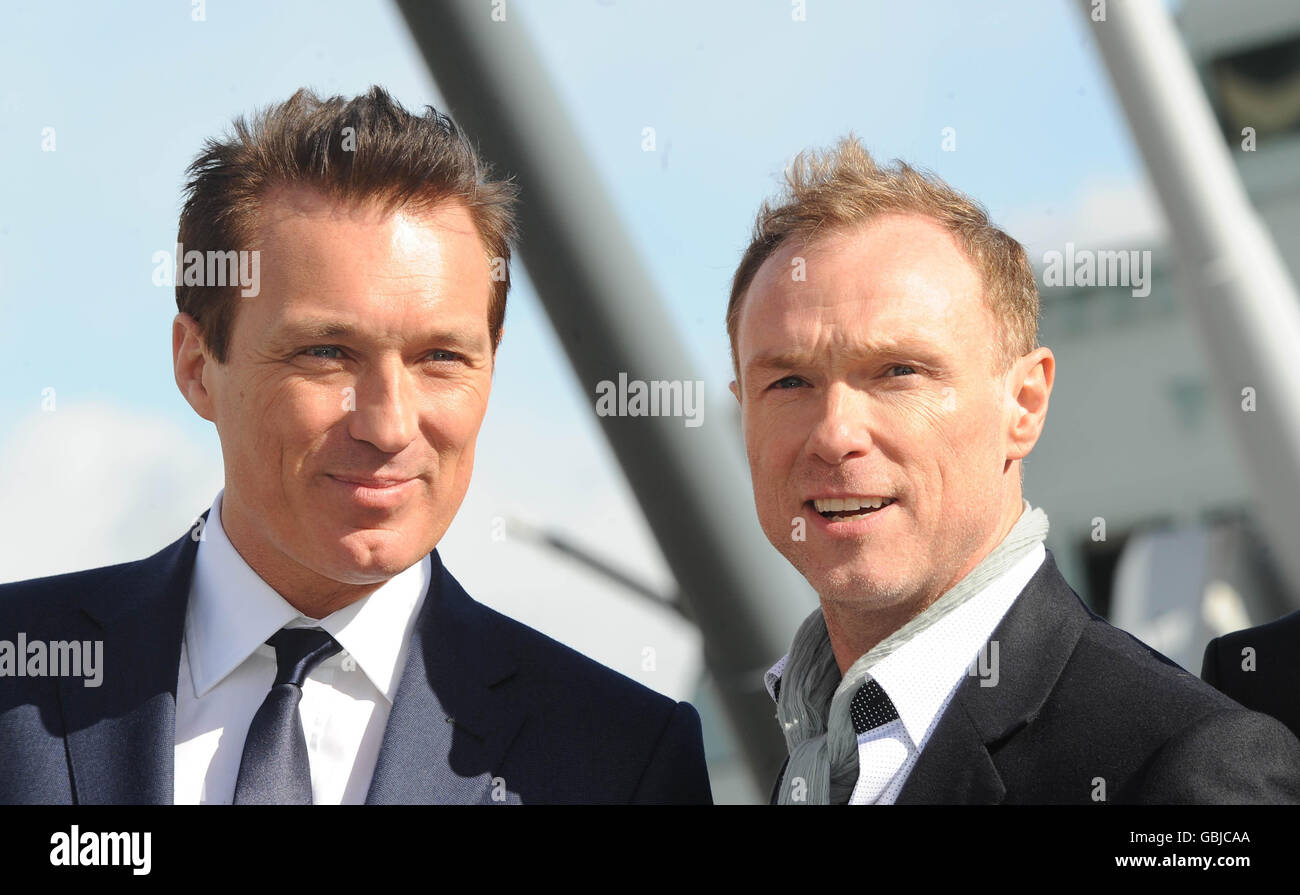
[219,493,386,619]
[822,598,930,675]
[823,492,1027,676]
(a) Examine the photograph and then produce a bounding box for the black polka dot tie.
[850,678,900,735]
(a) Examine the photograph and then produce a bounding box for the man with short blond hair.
[729,135,1300,804]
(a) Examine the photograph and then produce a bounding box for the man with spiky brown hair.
[0,88,711,805]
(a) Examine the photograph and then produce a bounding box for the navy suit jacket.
[0,519,713,804]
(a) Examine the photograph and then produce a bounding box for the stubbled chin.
[802,552,910,597]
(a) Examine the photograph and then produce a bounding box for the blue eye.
[770,376,805,390]
[304,346,343,359]
[889,365,917,377]
[430,349,462,363]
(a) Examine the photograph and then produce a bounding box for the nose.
[347,356,419,454]
[806,381,872,466]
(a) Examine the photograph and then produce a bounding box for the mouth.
[329,475,415,489]
[807,495,897,523]
[326,474,420,509]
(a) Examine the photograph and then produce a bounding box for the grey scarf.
[774,500,1049,804]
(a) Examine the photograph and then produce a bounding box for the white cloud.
[0,403,223,583]
[1004,176,1169,258]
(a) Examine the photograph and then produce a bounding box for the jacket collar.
[60,512,524,804]
[895,549,1089,804]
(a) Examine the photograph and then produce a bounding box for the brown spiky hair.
[176,86,518,363]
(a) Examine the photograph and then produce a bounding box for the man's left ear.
[1005,347,1055,461]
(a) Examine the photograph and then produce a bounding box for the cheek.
[877,394,982,494]
[424,383,491,461]
[259,387,343,456]
[747,420,796,498]
[279,388,339,429]
[218,380,274,459]
[927,400,1005,500]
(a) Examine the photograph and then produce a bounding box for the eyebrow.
[745,338,939,373]
[269,318,487,353]
[277,320,355,341]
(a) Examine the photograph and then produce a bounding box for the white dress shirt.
[173,489,430,804]
[765,543,1045,804]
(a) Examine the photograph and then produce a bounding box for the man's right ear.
[172,313,216,423]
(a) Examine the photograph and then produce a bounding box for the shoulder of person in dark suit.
[763,553,1300,805]
[771,631,1300,805]
[799,553,1300,805]
[1200,609,1300,745]
[0,560,128,660]
[983,564,1300,804]
[458,584,713,804]
[0,561,140,804]
[1072,617,1300,803]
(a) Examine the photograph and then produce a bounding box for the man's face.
[732,212,1029,611]
[178,188,494,594]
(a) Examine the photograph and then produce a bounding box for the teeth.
[813,497,893,513]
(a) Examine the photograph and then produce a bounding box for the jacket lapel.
[56,520,526,804]
[892,698,1006,804]
[896,550,1088,805]
[366,552,524,804]
[58,520,200,805]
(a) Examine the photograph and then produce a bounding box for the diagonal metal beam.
[1079,0,1300,608]
[395,0,818,797]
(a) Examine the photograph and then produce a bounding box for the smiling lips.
[327,474,419,510]
[809,495,896,522]
[331,475,414,488]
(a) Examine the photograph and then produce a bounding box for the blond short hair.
[727,135,1038,376]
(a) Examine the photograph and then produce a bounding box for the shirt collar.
[316,552,429,702]
[868,543,1044,745]
[185,489,431,702]
[763,654,788,702]
[763,543,1046,746]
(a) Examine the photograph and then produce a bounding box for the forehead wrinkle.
[738,215,991,378]
[751,286,954,352]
